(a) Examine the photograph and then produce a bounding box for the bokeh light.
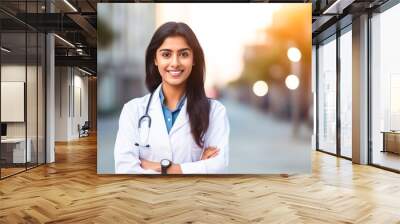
[252,80,269,97]
[287,47,302,62]
[285,74,300,90]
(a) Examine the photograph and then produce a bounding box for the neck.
[162,83,186,110]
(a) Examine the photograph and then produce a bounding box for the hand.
[201,146,220,160]
[140,159,182,174]
[140,159,161,172]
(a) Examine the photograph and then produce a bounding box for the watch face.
[161,159,170,166]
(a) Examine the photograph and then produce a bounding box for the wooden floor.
[1,167,26,178]
[1,135,400,223]
[1,163,44,178]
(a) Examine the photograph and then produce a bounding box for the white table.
[1,138,31,163]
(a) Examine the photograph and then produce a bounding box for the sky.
[155,3,282,89]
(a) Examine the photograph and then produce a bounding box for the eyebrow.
[158,48,192,52]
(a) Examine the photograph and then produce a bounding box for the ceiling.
[312,0,390,44]
[1,0,99,74]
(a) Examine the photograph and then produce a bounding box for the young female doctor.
[114,22,230,175]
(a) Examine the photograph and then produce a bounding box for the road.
[98,98,311,174]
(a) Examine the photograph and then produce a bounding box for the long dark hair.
[145,22,210,148]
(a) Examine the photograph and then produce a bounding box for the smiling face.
[154,36,194,89]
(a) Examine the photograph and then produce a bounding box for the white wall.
[1,63,46,164]
[55,67,89,141]
[1,65,39,137]
[55,67,69,141]
[1,65,26,140]
[71,72,89,138]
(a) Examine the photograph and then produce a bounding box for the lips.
[168,70,184,77]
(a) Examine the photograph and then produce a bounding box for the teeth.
[169,70,182,76]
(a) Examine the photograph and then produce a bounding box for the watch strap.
[161,160,171,175]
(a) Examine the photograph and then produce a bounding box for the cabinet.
[381,131,400,154]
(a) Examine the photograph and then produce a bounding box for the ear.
[154,58,158,66]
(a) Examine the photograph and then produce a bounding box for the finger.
[209,152,219,159]
[206,149,219,159]
[201,151,210,160]
[201,150,211,160]
[204,149,218,158]
[201,147,219,160]
[205,147,218,153]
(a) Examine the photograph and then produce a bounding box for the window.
[339,28,352,158]
[317,36,337,154]
[0,2,46,179]
[371,3,400,171]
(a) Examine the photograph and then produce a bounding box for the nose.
[170,54,180,67]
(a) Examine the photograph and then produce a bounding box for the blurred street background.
[97,3,312,174]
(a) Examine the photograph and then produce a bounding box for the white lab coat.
[114,84,230,174]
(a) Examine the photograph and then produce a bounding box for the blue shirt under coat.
[159,89,186,133]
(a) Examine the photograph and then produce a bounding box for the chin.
[165,76,189,87]
[166,80,186,87]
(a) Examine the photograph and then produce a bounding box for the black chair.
[79,121,90,138]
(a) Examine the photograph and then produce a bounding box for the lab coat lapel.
[170,98,189,135]
[148,85,171,155]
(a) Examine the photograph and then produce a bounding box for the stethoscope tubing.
[135,92,155,148]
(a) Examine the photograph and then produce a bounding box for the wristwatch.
[160,159,172,175]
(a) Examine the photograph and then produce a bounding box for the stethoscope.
[134,92,154,148]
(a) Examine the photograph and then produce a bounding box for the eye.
[161,52,171,58]
[180,51,190,57]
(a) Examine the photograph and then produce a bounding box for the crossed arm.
[115,101,229,174]
[139,147,220,174]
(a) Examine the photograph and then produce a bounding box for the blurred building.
[98,4,156,115]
